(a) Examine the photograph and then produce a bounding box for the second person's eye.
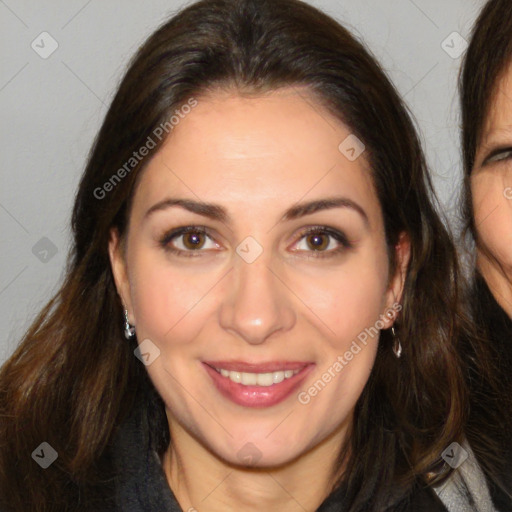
[485,147,512,164]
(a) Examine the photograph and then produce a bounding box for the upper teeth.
[216,368,300,386]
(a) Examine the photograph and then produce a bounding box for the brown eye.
[159,226,220,257]
[305,233,329,251]
[182,231,206,250]
[292,226,353,259]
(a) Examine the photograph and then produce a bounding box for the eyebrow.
[144,196,369,226]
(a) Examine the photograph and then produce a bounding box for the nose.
[218,250,296,345]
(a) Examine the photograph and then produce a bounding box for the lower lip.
[203,363,313,408]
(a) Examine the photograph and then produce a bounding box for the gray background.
[0,0,485,363]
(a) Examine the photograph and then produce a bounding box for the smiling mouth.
[211,367,301,386]
[202,361,314,408]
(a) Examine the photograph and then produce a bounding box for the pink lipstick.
[202,361,314,408]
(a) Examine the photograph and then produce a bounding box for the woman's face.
[110,87,408,468]
[472,64,512,309]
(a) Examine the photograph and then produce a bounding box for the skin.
[109,86,410,512]
[472,65,512,317]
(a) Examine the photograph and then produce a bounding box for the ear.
[381,231,411,328]
[108,227,135,323]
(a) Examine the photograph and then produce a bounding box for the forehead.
[132,87,379,222]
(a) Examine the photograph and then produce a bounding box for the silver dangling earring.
[391,326,402,358]
[124,309,136,340]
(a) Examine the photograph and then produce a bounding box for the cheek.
[292,253,389,343]
[128,249,216,343]
[473,175,512,267]
[294,264,385,435]
[293,248,389,402]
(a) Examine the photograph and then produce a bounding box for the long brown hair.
[1,0,469,510]
[458,0,512,499]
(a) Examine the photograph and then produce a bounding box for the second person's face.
[472,64,512,314]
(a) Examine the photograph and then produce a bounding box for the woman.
[460,0,512,322]
[0,0,494,510]
[458,0,512,508]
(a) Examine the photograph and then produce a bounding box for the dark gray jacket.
[110,397,480,512]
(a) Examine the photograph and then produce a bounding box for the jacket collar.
[111,393,181,512]
[110,393,449,512]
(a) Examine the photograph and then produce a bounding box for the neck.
[161,417,348,512]
[477,250,512,318]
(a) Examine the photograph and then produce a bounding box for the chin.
[208,437,304,469]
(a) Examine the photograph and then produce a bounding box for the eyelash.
[484,147,512,165]
[158,225,353,259]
